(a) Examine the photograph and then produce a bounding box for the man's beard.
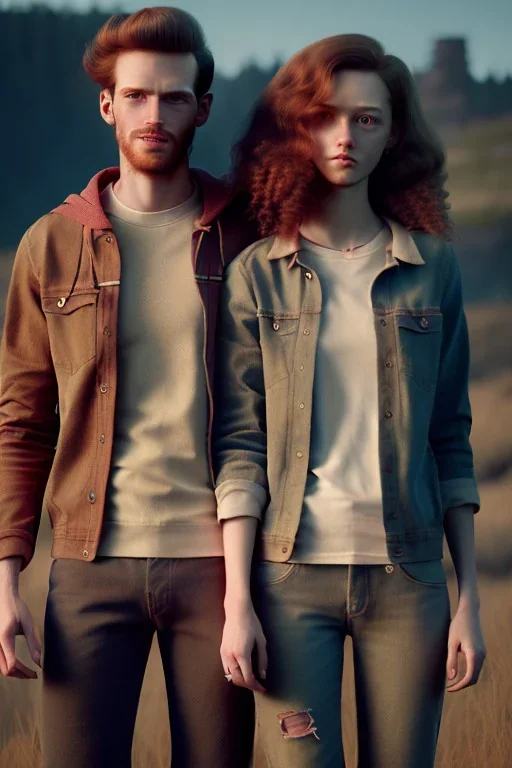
[116,124,196,176]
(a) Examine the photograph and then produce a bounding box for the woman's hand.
[446,603,486,692]
[221,599,268,693]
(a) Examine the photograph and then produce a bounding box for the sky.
[2,0,511,80]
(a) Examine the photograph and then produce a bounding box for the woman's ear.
[386,126,400,150]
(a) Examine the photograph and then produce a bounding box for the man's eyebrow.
[119,87,194,98]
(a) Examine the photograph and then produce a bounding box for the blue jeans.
[253,561,450,768]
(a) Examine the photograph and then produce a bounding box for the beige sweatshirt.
[97,182,222,558]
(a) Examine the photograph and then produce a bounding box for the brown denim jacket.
[0,167,256,568]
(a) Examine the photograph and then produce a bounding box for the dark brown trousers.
[41,556,254,768]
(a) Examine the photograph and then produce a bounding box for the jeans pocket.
[398,560,447,587]
[257,561,300,585]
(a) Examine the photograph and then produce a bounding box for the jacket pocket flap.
[42,291,99,315]
[397,313,442,333]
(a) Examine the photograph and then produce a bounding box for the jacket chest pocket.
[42,291,99,375]
[396,312,443,392]
[259,314,301,387]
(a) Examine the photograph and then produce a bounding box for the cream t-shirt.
[290,226,391,564]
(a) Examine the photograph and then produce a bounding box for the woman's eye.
[358,115,376,126]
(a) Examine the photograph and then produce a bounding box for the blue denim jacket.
[214,219,480,564]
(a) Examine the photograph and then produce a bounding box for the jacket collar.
[50,167,236,230]
[267,217,425,267]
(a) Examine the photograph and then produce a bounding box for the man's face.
[100,50,211,175]
[307,69,393,189]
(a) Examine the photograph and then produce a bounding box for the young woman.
[214,35,486,767]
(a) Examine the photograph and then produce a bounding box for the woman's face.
[308,69,393,188]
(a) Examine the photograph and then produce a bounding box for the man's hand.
[221,598,268,693]
[0,558,41,679]
[446,603,486,692]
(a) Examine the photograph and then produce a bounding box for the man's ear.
[195,93,213,128]
[100,88,116,126]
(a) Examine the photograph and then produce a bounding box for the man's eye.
[126,93,142,100]
[165,95,186,104]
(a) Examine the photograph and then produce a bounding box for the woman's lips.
[332,154,356,167]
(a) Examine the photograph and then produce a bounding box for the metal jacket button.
[380,318,387,326]
[273,322,280,331]
[385,360,393,368]
[83,550,89,558]
[56,297,66,308]
[296,451,304,458]
[305,271,312,280]
[385,410,393,418]
[303,329,310,336]
[100,384,108,394]
[88,491,96,503]
[420,316,429,328]
[105,235,113,243]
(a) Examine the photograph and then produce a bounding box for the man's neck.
[113,157,195,213]
[300,178,383,251]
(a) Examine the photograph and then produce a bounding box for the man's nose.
[145,98,164,126]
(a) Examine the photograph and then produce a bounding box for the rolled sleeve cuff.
[440,478,481,514]
[215,480,267,523]
[0,534,34,571]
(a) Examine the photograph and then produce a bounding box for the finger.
[256,636,268,681]
[447,652,475,692]
[220,649,231,677]
[237,654,266,693]
[229,662,247,689]
[223,654,246,687]
[0,646,8,676]
[446,642,459,682]
[22,615,42,667]
[0,631,18,676]
[5,658,38,680]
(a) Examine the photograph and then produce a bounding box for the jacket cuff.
[0,534,34,571]
[440,478,481,514]
[215,480,267,522]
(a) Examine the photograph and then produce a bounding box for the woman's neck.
[300,178,383,251]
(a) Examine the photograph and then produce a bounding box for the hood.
[50,166,236,229]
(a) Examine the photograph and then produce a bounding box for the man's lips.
[138,134,169,143]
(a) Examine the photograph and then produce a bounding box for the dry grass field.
[0,240,511,764]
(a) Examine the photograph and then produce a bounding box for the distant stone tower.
[417,38,472,131]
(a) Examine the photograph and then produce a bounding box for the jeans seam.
[255,706,273,767]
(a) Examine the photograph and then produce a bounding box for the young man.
[0,8,255,767]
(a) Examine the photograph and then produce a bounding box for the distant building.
[416,38,512,134]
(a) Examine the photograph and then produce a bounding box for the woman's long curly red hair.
[231,35,452,239]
